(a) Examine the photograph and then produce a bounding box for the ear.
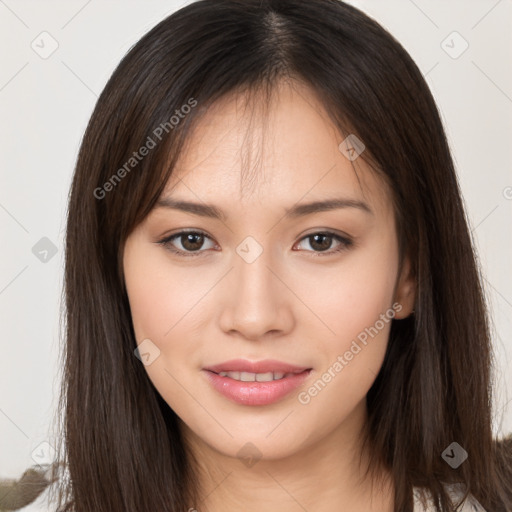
[392,255,416,319]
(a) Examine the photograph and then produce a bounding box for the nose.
[217,246,295,341]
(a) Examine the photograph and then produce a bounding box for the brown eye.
[180,232,205,251]
[158,230,216,256]
[295,232,353,256]
[308,233,333,251]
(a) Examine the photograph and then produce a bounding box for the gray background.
[0,1,511,510]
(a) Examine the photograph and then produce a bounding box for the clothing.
[413,483,487,511]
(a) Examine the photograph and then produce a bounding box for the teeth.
[218,371,287,381]
[255,372,274,382]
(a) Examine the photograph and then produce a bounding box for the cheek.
[124,241,214,345]
[290,240,399,397]
[126,267,188,341]
[290,265,397,434]
[124,243,222,391]
[298,245,397,339]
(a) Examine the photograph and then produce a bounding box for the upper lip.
[203,359,311,374]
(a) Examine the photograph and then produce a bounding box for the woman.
[50,0,512,511]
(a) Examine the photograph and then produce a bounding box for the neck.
[180,400,395,512]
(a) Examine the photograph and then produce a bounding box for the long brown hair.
[51,0,512,510]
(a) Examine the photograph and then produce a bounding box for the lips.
[202,359,313,406]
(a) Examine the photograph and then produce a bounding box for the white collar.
[413,483,486,511]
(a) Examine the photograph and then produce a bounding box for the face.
[123,80,415,464]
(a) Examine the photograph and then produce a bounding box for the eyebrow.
[155,196,373,220]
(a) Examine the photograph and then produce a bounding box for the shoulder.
[413,483,487,511]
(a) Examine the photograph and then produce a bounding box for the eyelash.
[156,230,354,258]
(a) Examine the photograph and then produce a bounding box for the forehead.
[163,80,391,216]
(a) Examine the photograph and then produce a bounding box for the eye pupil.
[182,233,204,251]
[310,233,332,251]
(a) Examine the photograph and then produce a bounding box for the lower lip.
[203,369,312,406]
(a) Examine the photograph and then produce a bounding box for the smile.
[203,368,312,406]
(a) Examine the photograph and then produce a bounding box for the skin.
[123,79,415,512]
